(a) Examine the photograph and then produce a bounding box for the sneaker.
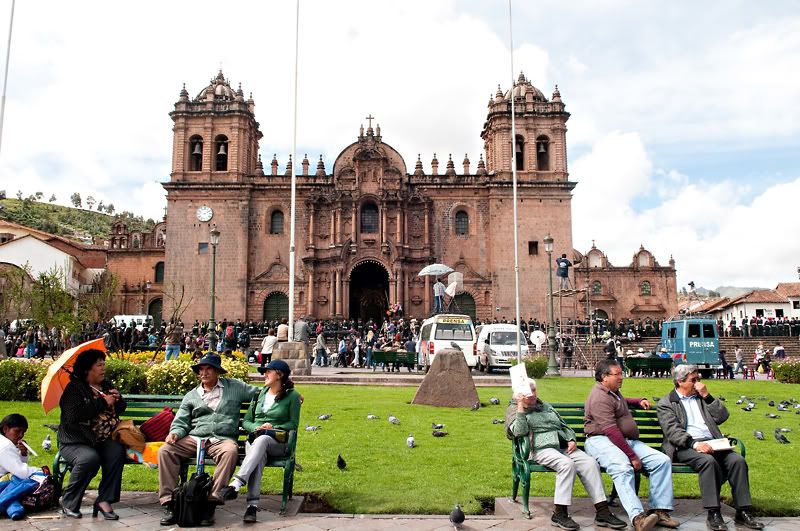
[595,511,627,529]
[160,505,176,526]
[243,505,258,523]
[650,509,680,528]
[551,512,580,530]
[734,510,764,530]
[219,485,238,501]
[706,510,727,531]
[633,512,659,531]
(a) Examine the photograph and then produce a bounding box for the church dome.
[195,70,237,101]
[504,72,547,102]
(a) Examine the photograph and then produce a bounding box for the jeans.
[585,435,673,521]
[314,349,326,366]
[0,477,37,519]
[733,359,745,374]
[434,296,443,313]
[365,347,373,368]
[233,435,288,505]
[165,344,181,360]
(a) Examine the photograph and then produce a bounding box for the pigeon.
[294,462,303,472]
[388,414,401,425]
[718,396,726,402]
[318,414,332,420]
[450,504,465,526]
[765,413,780,419]
[774,429,790,444]
[450,342,463,351]
[758,396,767,401]
[492,418,504,424]
[736,399,743,405]
[471,400,481,411]
[742,406,754,412]
[777,405,789,412]
[406,434,415,448]
[41,434,52,451]
[489,397,500,405]
[337,454,347,470]
[779,428,792,433]
[768,400,775,407]
[753,430,764,440]
[305,425,322,431]
[432,430,449,437]
[432,422,445,430]
[367,414,379,420]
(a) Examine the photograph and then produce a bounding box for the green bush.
[510,355,549,379]
[104,358,148,394]
[773,360,800,384]
[0,359,49,400]
[145,360,198,395]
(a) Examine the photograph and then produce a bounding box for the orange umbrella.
[40,338,107,414]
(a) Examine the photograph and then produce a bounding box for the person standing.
[259,329,278,370]
[657,365,763,530]
[0,327,5,359]
[164,320,183,361]
[583,360,677,531]
[733,346,745,375]
[433,279,445,314]
[555,254,573,290]
[313,332,327,367]
[276,318,289,342]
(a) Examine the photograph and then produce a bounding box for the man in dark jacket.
[656,365,763,530]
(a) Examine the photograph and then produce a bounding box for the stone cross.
[365,114,375,128]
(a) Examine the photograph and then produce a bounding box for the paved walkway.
[7,493,798,530]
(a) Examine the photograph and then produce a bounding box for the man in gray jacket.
[656,365,763,531]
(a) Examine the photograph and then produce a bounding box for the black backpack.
[171,439,216,527]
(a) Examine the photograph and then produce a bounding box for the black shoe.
[707,510,727,531]
[160,505,176,526]
[551,512,580,530]
[219,485,238,501]
[93,502,119,520]
[61,506,82,518]
[243,504,258,523]
[595,511,628,529]
[199,516,215,526]
[734,511,764,530]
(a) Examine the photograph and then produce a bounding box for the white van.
[475,323,529,372]
[418,314,477,369]
[111,315,153,332]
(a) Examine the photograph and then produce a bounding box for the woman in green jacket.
[219,359,301,523]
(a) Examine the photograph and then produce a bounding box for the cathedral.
[107,70,677,325]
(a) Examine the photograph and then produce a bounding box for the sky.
[0,0,798,290]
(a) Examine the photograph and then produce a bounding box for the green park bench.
[371,350,417,371]
[52,394,299,515]
[624,357,674,377]
[510,402,745,519]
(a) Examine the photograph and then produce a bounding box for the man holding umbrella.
[433,278,446,314]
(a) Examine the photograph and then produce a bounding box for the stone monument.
[412,348,479,408]
[272,341,311,376]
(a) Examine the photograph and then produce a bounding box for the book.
[706,438,733,451]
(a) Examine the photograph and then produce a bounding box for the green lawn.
[5,377,800,515]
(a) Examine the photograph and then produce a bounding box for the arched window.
[263,292,289,321]
[154,261,165,283]
[640,281,652,296]
[189,135,203,171]
[592,281,602,295]
[536,135,550,171]
[215,135,229,171]
[515,135,525,171]
[269,210,284,234]
[454,210,469,235]
[360,203,378,233]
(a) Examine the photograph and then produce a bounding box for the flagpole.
[508,0,523,364]
[0,0,16,155]
[288,0,300,341]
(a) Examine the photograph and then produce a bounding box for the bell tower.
[169,71,263,183]
[480,73,569,181]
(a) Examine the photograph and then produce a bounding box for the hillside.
[0,198,155,243]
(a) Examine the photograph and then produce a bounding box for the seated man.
[657,365,763,530]
[158,353,260,526]
[583,359,678,531]
[506,378,626,530]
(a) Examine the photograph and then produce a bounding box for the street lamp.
[207,226,221,350]
[543,234,559,376]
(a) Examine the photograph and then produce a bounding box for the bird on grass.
[736,399,744,405]
[753,430,764,440]
[489,397,500,405]
[407,434,415,448]
[742,405,754,412]
[768,400,775,407]
[718,396,726,402]
[294,462,303,472]
[765,413,780,419]
[41,434,52,451]
[775,429,790,444]
[305,425,322,431]
[388,414,400,425]
[492,418,504,425]
[367,414,379,420]
[432,422,445,430]
[470,400,480,411]
[777,405,789,412]
[336,454,347,470]
[433,430,449,437]
[780,428,792,432]
[318,414,332,420]
[450,504,465,527]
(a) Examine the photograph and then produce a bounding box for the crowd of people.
[718,316,800,338]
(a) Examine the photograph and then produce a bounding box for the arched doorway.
[349,261,389,324]
[263,292,289,321]
[452,293,476,320]
[594,309,609,320]
[147,298,163,327]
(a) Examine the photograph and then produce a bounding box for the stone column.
[391,272,398,304]
[343,278,350,317]
[332,208,338,246]
[308,206,315,248]
[329,273,336,318]
[335,270,342,317]
[424,203,430,249]
[307,269,314,317]
[396,208,403,246]
[424,275,431,315]
[381,203,387,244]
[351,206,357,245]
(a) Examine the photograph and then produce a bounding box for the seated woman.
[505,378,627,530]
[58,349,127,520]
[219,359,301,523]
[0,414,46,520]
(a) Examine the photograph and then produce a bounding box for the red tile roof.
[776,282,800,298]
[726,289,788,306]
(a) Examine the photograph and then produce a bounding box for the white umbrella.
[418,264,454,277]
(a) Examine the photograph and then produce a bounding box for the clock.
[196,205,213,222]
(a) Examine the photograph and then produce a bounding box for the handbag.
[20,475,58,511]
[112,419,146,452]
[532,430,561,450]
[140,407,175,442]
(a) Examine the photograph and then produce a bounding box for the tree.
[86,195,96,210]
[70,193,82,208]
[97,200,104,212]
[105,203,115,215]
[29,267,80,333]
[708,290,721,298]
[34,191,43,201]
[78,271,119,324]
[15,190,22,200]
[0,263,33,320]
[49,194,57,202]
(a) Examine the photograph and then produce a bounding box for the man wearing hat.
[158,353,260,526]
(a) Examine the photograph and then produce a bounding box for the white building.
[709,289,792,329]
[776,283,800,318]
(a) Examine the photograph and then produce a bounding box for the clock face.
[196,205,213,222]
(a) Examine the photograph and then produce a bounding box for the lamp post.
[207,226,221,350]
[544,234,560,376]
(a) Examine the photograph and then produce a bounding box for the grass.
[5,377,800,515]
